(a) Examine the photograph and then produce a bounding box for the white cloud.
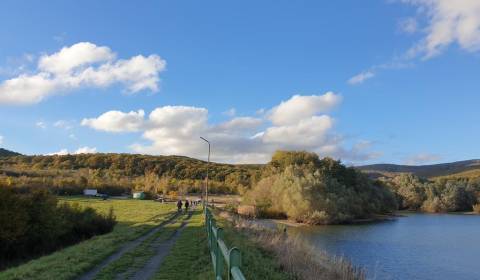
[83,92,378,164]
[348,71,375,85]
[81,109,145,132]
[216,117,263,133]
[402,0,480,58]
[74,146,97,154]
[39,42,115,74]
[47,149,69,156]
[36,121,47,129]
[268,92,341,125]
[69,133,77,140]
[0,135,3,145]
[262,116,333,147]
[404,153,442,165]
[0,42,166,105]
[47,146,97,155]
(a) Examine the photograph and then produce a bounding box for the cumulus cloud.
[402,0,480,58]
[0,42,166,105]
[82,92,378,164]
[404,153,442,165]
[47,146,97,155]
[268,92,341,125]
[74,146,97,154]
[81,110,145,132]
[0,135,3,145]
[348,71,375,85]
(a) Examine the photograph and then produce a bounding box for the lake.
[282,213,480,280]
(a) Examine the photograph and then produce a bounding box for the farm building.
[133,191,145,199]
[83,189,98,196]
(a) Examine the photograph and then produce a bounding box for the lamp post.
[200,137,210,209]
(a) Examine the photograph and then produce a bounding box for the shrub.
[0,187,116,269]
[473,204,480,214]
[244,154,397,224]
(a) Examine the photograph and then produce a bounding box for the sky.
[0,0,480,165]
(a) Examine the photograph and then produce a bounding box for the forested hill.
[0,153,262,194]
[358,159,480,179]
[0,148,21,157]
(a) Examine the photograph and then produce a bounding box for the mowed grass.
[153,209,214,280]
[0,196,176,280]
[95,212,191,280]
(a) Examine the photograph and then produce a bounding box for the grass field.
[0,197,176,280]
[153,209,214,280]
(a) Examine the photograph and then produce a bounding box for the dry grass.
[218,211,365,280]
[473,204,480,214]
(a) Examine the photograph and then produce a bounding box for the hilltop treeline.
[242,151,397,224]
[379,173,480,213]
[0,188,116,268]
[0,154,261,196]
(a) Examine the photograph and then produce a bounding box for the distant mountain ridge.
[0,148,21,157]
[358,159,480,178]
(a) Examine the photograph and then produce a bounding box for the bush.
[0,187,116,268]
[473,204,480,214]
[243,153,397,224]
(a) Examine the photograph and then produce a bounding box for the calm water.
[281,213,480,280]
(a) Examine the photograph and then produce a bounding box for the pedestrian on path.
[185,199,190,213]
[177,200,183,212]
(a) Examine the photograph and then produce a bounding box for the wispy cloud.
[36,121,47,129]
[349,1,480,85]
[348,71,375,85]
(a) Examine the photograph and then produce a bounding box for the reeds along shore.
[217,211,366,280]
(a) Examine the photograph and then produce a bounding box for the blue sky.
[0,0,479,165]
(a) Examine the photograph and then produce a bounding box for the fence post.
[228,247,242,280]
[215,228,224,279]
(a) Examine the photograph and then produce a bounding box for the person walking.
[185,199,190,213]
[177,200,183,212]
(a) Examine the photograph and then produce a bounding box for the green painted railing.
[205,208,247,280]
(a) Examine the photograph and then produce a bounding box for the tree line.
[379,173,480,213]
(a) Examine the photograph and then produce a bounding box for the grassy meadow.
[0,197,176,280]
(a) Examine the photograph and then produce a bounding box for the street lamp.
[200,137,210,209]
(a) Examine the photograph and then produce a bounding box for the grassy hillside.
[358,159,480,178]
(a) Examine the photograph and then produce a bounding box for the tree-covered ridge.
[0,153,261,195]
[0,148,21,157]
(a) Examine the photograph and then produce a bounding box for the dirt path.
[77,212,180,280]
[125,210,193,280]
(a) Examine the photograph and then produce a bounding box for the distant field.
[0,197,176,280]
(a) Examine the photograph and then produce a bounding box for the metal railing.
[205,208,246,280]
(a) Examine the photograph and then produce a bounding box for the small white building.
[83,189,98,196]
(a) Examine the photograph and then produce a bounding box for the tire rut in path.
[77,212,180,280]
[125,210,194,280]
